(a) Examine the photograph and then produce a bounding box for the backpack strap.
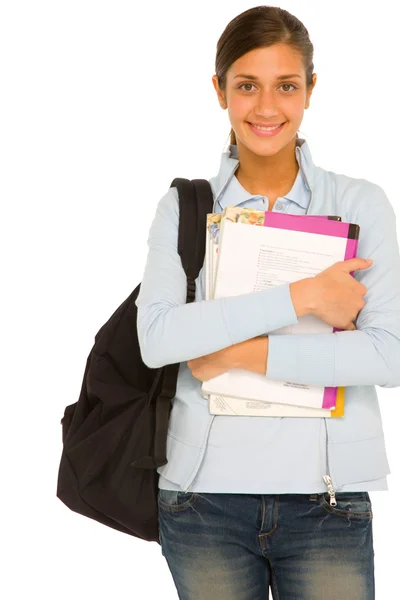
[174,177,214,301]
[152,178,214,467]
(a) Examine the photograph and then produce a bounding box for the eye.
[280,83,297,93]
[237,83,298,93]
[238,83,257,92]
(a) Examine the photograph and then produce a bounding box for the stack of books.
[202,206,360,418]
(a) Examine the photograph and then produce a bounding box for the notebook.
[202,208,359,413]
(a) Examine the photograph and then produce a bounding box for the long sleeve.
[136,187,299,368]
[265,183,400,388]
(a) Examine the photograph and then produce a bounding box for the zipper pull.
[323,475,337,506]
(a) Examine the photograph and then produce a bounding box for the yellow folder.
[331,386,345,417]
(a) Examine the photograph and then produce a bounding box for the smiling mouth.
[248,121,286,130]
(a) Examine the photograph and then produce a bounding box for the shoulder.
[144,186,180,246]
[154,185,180,220]
[315,165,395,225]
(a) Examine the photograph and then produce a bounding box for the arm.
[231,336,269,375]
[136,187,308,368]
[263,183,400,388]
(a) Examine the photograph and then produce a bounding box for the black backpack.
[56,177,214,543]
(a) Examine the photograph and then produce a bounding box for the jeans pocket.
[157,488,198,512]
[319,491,373,520]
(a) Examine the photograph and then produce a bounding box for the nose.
[255,89,279,116]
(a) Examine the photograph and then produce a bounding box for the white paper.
[202,210,351,409]
[208,394,335,417]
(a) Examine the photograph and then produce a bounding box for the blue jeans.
[157,490,375,599]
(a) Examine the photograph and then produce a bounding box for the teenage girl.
[136,6,400,599]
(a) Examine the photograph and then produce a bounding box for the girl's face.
[213,44,316,157]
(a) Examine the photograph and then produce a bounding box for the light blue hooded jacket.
[135,137,400,502]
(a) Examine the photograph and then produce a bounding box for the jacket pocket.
[328,434,390,486]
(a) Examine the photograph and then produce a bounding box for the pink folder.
[261,212,360,409]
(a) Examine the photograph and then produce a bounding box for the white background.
[1,1,399,598]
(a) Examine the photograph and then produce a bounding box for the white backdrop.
[1,1,399,598]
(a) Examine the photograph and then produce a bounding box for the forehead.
[228,44,304,79]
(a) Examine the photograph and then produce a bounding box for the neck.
[234,137,299,197]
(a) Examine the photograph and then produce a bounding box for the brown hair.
[215,6,315,145]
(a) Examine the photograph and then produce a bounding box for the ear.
[305,73,317,110]
[212,75,227,109]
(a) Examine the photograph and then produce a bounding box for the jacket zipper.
[297,147,337,507]
[323,421,337,506]
[206,146,338,504]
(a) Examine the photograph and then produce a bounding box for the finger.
[341,258,373,272]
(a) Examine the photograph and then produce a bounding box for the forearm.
[138,286,298,369]
[265,328,400,387]
[138,271,314,371]
[230,319,400,388]
[137,190,313,369]
[228,278,313,375]
[289,278,315,317]
[231,336,269,375]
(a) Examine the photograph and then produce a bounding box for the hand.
[342,321,356,331]
[306,258,372,330]
[187,347,236,383]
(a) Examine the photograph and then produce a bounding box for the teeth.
[252,122,282,131]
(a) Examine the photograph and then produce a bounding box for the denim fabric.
[158,489,374,599]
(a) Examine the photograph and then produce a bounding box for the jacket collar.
[209,136,315,211]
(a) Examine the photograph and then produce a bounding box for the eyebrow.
[233,73,302,81]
